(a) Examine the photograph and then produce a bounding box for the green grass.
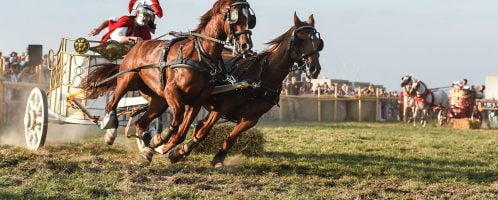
[1,123,497,199]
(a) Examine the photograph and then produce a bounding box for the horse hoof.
[167,147,183,164]
[141,132,152,147]
[149,135,164,149]
[104,129,117,145]
[212,161,224,169]
[141,147,154,162]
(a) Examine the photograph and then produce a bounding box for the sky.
[1,0,497,90]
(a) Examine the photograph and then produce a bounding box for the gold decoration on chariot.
[89,40,129,61]
[74,37,90,54]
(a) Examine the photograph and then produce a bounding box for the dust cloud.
[224,154,247,168]
[0,123,102,147]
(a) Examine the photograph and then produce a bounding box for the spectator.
[286,77,300,96]
[362,84,376,96]
[285,77,300,120]
[301,81,312,95]
[312,83,321,95]
[2,63,21,100]
[6,63,20,82]
[9,52,18,64]
[322,82,330,94]
[19,52,28,68]
[341,83,350,96]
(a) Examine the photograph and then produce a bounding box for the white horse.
[408,80,449,127]
[401,75,416,123]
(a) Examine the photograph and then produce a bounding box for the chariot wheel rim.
[24,88,48,150]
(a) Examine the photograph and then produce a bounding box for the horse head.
[410,80,427,97]
[289,13,323,79]
[401,74,412,87]
[221,0,256,55]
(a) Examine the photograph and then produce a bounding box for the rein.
[162,31,233,46]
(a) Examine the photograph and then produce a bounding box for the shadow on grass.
[146,151,496,185]
[253,151,497,184]
[0,190,64,200]
[259,122,377,130]
[43,143,128,155]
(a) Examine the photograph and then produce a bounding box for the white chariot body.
[24,38,159,150]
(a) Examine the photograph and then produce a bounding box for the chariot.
[23,38,164,150]
[437,88,481,126]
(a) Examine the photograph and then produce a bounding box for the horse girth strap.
[256,86,281,106]
[168,60,212,77]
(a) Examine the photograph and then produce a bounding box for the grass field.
[1,123,497,199]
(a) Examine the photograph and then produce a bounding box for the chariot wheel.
[437,109,448,127]
[24,88,48,150]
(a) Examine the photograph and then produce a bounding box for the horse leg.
[163,104,202,162]
[157,85,185,153]
[422,107,428,127]
[211,118,258,169]
[413,106,418,127]
[167,110,222,163]
[102,74,135,145]
[403,105,408,123]
[135,94,168,161]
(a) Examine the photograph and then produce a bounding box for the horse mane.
[194,0,232,33]
[419,81,428,92]
[264,20,310,53]
[265,27,294,53]
[232,26,296,78]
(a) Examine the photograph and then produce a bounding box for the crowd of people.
[282,71,400,97]
[0,51,38,83]
[0,51,49,101]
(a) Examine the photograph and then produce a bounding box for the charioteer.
[89,3,161,44]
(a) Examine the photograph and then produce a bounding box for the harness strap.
[158,46,168,89]
[231,53,281,106]
[93,64,159,88]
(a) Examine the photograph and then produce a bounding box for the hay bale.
[453,118,481,129]
[193,124,265,155]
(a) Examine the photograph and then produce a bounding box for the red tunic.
[100,16,151,43]
[129,0,163,18]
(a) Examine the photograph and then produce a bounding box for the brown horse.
[81,0,255,158]
[165,13,323,168]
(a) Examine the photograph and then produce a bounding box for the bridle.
[287,25,324,76]
[155,1,255,51]
[224,1,256,53]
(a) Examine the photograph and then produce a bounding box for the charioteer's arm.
[109,27,143,44]
[89,19,112,36]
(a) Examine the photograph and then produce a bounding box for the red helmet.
[129,0,163,18]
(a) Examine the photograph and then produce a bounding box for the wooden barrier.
[277,93,399,122]
[0,57,5,75]
[273,95,498,123]
[0,80,49,124]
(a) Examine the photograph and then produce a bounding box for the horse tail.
[81,64,120,99]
